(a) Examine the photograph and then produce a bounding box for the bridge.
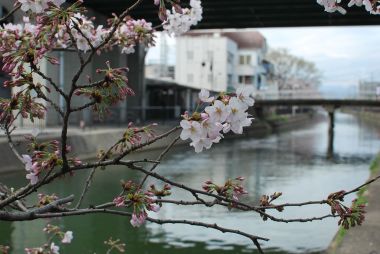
[85,0,380,28]
[253,92,380,158]
[255,98,380,108]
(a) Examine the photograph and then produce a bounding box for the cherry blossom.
[18,0,65,13]
[113,196,126,207]
[116,19,155,54]
[61,231,73,244]
[236,85,255,107]
[163,0,203,36]
[22,154,39,185]
[180,120,203,142]
[50,242,60,254]
[317,0,380,14]
[205,100,229,123]
[199,88,215,103]
[317,0,347,14]
[190,137,213,153]
[226,97,248,122]
[180,86,255,152]
[18,0,52,13]
[69,13,107,52]
[348,0,363,6]
[130,212,147,228]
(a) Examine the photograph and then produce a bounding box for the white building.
[175,30,272,92]
[359,81,380,99]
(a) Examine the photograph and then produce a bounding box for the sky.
[146,26,380,97]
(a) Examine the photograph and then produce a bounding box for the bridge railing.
[254,89,380,101]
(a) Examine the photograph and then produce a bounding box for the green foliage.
[266,114,289,122]
[370,154,380,173]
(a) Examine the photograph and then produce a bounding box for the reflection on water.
[0,113,379,254]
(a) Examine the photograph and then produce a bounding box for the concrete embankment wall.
[326,110,380,254]
[0,113,315,174]
[326,154,380,254]
[350,110,380,127]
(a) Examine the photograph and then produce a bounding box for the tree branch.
[0,3,21,23]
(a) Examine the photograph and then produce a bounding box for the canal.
[0,112,379,253]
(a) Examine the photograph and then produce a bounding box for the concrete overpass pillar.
[324,105,337,159]
[126,45,147,123]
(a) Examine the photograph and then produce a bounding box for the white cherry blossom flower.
[317,0,347,14]
[348,0,363,7]
[163,0,202,36]
[200,119,223,140]
[226,97,248,123]
[199,89,214,103]
[22,154,33,170]
[26,172,39,185]
[190,137,212,153]
[236,85,255,108]
[18,0,47,13]
[18,0,65,13]
[229,116,253,134]
[180,120,203,142]
[50,242,60,254]
[205,100,229,123]
[62,231,73,244]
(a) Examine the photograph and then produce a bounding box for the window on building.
[187,74,194,83]
[239,55,252,65]
[187,51,194,60]
[246,55,251,65]
[227,52,234,64]
[239,56,244,65]
[227,74,233,86]
[238,75,254,85]
[245,75,253,84]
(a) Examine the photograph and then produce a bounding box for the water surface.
[0,113,379,253]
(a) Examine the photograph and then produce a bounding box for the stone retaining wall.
[0,114,314,174]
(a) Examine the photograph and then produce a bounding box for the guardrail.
[254,90,380,100]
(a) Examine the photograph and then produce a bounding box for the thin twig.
[139,135,180,188]
[4,125,23,162]
[71,101,96,112]
[0,3,21,23]
[343,174,380,197]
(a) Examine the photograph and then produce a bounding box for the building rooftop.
[184,30,266,49]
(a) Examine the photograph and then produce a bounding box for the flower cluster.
[0,91,46,125]
[317,0,380,14]
[18,0,65,14]
[22,139,81,185]
[111,122,157,153]
[259,192,284,221]
[64,13,108,52]
[180,86,254,153]
[75,62,135,115]
[37,193,59,207]
[104,238,126,254]
[154,0,203,36]
[327,191,367,229]
[24,224,73,254]
[0,19,41,75]
[202,177,248,205]
[113,180,168,227]
[115,18,155,54]
[0,245,10,254]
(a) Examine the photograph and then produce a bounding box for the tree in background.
[266,48,321,90]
